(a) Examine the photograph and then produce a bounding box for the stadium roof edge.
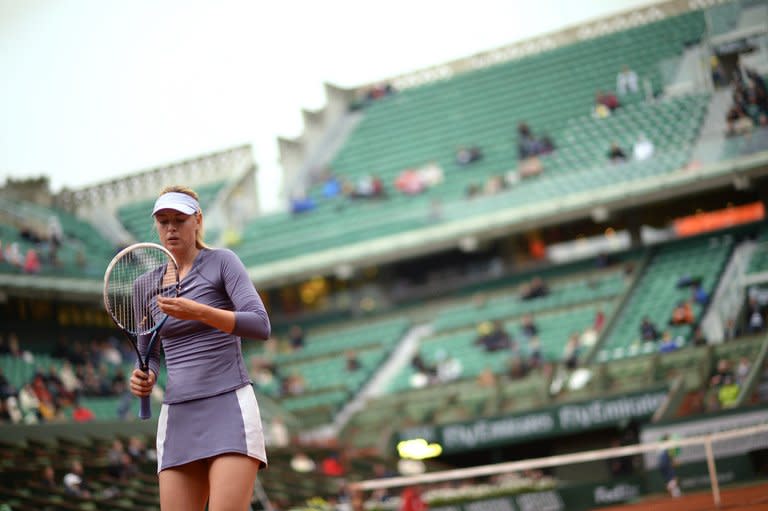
[55,144,255,214]
[355,0,705,93]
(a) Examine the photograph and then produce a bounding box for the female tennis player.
[129,185,271,511]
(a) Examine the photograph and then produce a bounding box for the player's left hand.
[157,296,202,320]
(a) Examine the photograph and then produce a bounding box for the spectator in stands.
[395,168,425,195]
[63,459,92,498]
[40,465,57,489]
[126,436,150,464]
[669,301,694,326]
[520,314,538,340]
[435,349,463,383]
[418,161,444,188]
[597,90,620,111]
[4,241,22,268]
[18,382,40,423]
[31,372,56,420]
[616,65,639,95]
[483,175,505,195]
[658,332,679,353]
[735,356,751,386]
[607,142,627,163]
[107,439,127,479]
[692,283,709,306]
[289,451,316,473]
[593,309,606,332]
[726,104,754,136]
[692,327,708,346]
[288,325,305,350]
[349,174,383,199]
[474,320,513,352]
[322,173,343,198]
[399,486,427,511]
[676,274,702,289]
[283,371,306,396]
[268,416,290,448]
[71,396,95,422]
[345,350,361,372]
[7,333,31,362]
[528,337,543,369]
[477,366,497,388]
[717,373,740,408]
[563,333,581,369]
[519,153,545,179]
[0,398,11,423]
[539,134,556,155]
[371,175,386,198]
[0,367,16,401]
[520,276,549,300]
[710,359,734,388]
[594,91,620,119]
[365,83,395,102]
[410,352,437,380]
[22,248,41,273]
[632,134,655,161]
[57,360,83,396]
[250,356,278,392]
[321,451,345,477]
[507,354,527,380]
[710,56,727,88]
[640,316,661,342]
[289,192,316,214]
[517,123,542,160]
[748,300,765,333]
[455,146,483,166]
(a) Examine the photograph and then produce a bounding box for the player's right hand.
[130,368,156,398]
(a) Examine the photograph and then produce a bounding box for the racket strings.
[105,247,178,335]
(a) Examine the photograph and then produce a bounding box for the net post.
[704,435,721,508]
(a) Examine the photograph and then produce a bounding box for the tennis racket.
[103,242,179,420]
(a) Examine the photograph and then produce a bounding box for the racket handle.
[139,396,152,420]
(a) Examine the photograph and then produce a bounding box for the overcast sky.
[0,0,659,211]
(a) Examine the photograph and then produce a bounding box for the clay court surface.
[593,482,768,511]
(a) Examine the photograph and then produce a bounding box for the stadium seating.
[244,317,410,427]
[747,225,768,274]
[0,427,393,510]
[234,13,710,267]
[598,233,734,361]
[0,198,115,278]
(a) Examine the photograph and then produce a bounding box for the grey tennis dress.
[138,248,271,472]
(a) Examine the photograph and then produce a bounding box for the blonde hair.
[157,185,208,249]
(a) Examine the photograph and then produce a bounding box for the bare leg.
[208,453,261,511]
[159,460,209,511]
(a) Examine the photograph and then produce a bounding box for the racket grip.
[139,396,152,420]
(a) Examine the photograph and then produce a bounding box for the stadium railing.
[351,422,768,509]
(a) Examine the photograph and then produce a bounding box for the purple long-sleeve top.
[138,248,270,404]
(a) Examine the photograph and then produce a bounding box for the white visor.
[151,192,200,216]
